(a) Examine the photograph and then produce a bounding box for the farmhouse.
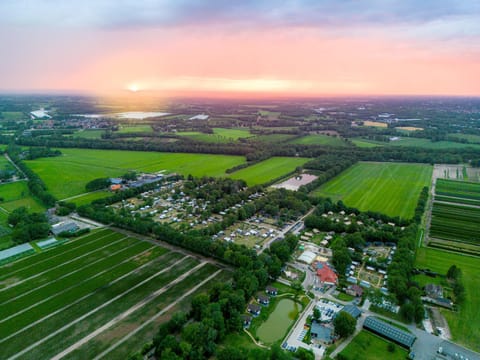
[247,303,261,316]
[363,316,416,349]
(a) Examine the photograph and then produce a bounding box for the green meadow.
[313,162,432,219]
[0,181,45,214]
[229,157,309,186]
[25,149,246,199]
[352,137,480,149]
[290,134,348,146]
[339,331,408,360]
[415,247,480,352]
[176,127,253,143]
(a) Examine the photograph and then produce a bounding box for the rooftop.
[363,316,416,349]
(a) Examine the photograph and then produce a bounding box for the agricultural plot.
[25,148,246,199]
[0,181,45,214]
[313,162,432,219]
[117,125,153,133]
[176,127,253,143]
[351,137,480,150]
[435,179,480,201]
[73,130,105,139]
[0,228,224,359]
[228,157,310,186]
[289,134,348,147]
[416,247,480,352]
[430,203,480,245]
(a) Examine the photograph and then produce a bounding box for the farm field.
[1,112,24,121]
[0,181,45,214]
[289,134,348,146]
[435,179,480,201]
[351,137,480,149]
[254,134,297,143]
[415,247,480,352]
[0,228,224,359]
[73,130,105,139]
[351,139,382,148]
[338,330,408,360]
[117,125,153,133]
[228,157,310,186]
[25,148,246,199]
[176,127,253,143]
[448,133,480,144]
[313,162,432,219]
[69,191,112,206]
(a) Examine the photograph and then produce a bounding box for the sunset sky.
[1,0,479,97]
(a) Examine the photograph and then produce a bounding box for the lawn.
[339,330,408,360]
[313,162,433,219]
[25,149,246,199]
[0,181,45,214]
[415,247,480,352]
[289,134,348,147]
[229,157,310,186]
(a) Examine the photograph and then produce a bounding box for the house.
[110,184,122,191]
[310,321,334,344]
[346,284,364,297]
[257,294,270,306]
[425,284,443,299]
[247,303,261,316]
[316,262,338,286]
[266,286,278,296]
[241,314,252,328]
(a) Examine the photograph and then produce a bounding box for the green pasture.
[448,133,480,144]
[69,191,112,206]
[229,157,310,186]
[352,137,480,149]
[313,162,432,219]
[25,148,245,199]
[176,127,253,143]
[117,125,153,133]
[1,111,25,121]
[339,330,408,360]
[351,139,383,148]
[290,134,348,146]
[0,181,45,214]
[416,247,480,351]
[254,134,297,143]
[73,130,105,139]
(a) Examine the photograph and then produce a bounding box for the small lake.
[256,299,299,344]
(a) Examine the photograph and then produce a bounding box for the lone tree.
[333,312,356,338]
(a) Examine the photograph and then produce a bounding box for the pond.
[257,298,299,344]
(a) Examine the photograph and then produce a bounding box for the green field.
[25,149,246,199]
[254,134,297,143]
[229,157,310,186]
[73,130,105,139]
[351,139,383,148]
[290,134,348,147]
[352,137,480,149]
[339,330,408,360]
[1,112,25,121]
[435,179,480,201]
[117,125,153,133]
[313,162,433,218]
[176,127,253,143]
[69,191,113,206]
[0,181,45,214]
[448,133,480,144]
[0,228,223,359]
[415,247,480,351]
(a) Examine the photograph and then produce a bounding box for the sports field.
[0,228,225,359]
[313,162,432,218]
[415,247,480,352]
[229,157,310,186]
[25,149,246,199]
[289,134,348,146]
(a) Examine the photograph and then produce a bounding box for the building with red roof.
[316,262,338,286]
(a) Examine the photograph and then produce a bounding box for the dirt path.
[8,256,191,360]
[93,269,223,359]
[51,261,209,360]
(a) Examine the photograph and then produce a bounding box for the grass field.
[254,134,297,143]
[1,112,25,121]
[73,130,105,139]
[415,247,480,351]
[448,133,480,144]
[0,228,224,359]
[117,125,153,133]
[176,127,253,143]
[339,330,408,360]
[25,149,246,199]
[353,137,480,149]
[229,157,310,186]
[313,162,433,218]
[0,181,45,214]
[289,134,348,146]
[351,139,383,148]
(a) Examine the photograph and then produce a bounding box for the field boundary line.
[0,243,154,321]
[7,255,191,360]
[0,236,129,291]
[0,229,113,280]
[0,250,176,344]
[52,262,210,360]
[94,268,222,359]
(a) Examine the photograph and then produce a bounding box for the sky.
[1,0,480,97]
